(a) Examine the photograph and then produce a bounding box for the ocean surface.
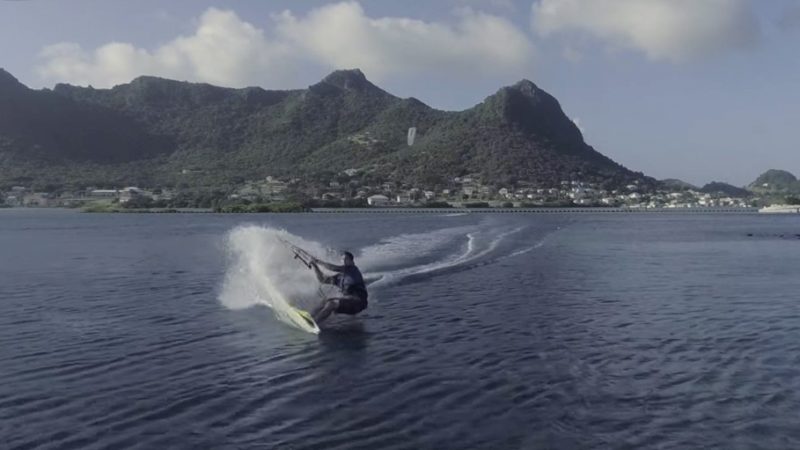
[1,209,799,449]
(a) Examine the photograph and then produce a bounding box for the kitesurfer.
[310,251,368,324]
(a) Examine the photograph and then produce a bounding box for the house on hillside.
[367,195,389,206]
[119,187,146,204]
[396,193,412,204]
[264,180,288,195]
[5,195,20,206]
[23,192,54,207]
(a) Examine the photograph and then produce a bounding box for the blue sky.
[2,0,799,186]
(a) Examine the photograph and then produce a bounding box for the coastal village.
[1,172,756,210]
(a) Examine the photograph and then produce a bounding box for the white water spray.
[218,226,336,329]
[218,221,552,330]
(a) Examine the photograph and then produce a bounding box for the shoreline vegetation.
[82,201,312,213]
[73,202,760,214]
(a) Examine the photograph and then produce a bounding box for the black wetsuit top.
[335,265,367,298]
[329,265,368,315]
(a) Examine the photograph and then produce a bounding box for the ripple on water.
[3,213,800,449]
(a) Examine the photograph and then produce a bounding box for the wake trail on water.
[360,223,551,289]
[499,230,556,260]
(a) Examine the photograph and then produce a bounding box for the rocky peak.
[0,68,24,90]
[308,69,389,97]
[321,69,369,89]
[510,79,540,97]
[474,79,585,151]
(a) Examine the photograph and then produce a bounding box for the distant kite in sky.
[407,127,417,146]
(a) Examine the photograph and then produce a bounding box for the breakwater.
[311,207,759,214]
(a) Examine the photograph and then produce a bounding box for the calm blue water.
[1,209,800,449]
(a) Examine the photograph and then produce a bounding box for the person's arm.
[312,262,339,287]
[311,262,326,283]
[313,258,345,273]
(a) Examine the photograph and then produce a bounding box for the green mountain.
[699,181,751,197]
[659,178,698,191]
[748,169,799,193]
[0,68,651,190]
[0,70,172,162]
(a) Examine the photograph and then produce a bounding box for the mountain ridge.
[0,68,650,190]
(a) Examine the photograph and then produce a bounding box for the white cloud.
[452,0,517,12]
[36,2,534,88]
[37,8,295,88]
[532,0,760,63]
[274,2,534,80]
[561,45,583,63]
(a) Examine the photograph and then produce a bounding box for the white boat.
[758,204,800,214]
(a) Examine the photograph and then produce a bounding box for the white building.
[264,180,288,194]
[23,193,53,207]
[569,188,586,199]
[89,189,119,198]
[367,195,390,206]
[119,187,145,204]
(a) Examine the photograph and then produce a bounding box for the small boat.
[758,204,800,213]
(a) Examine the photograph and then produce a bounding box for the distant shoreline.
[0,206,763,214]
[310,207,760,214]
[86,206,758,214]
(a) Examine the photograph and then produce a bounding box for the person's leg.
[313,298,339,324]
[311,297,327,317]
[331,295,366,316]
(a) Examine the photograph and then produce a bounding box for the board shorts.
[335,290,368,315]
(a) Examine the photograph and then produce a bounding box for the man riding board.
[310,251,368,324]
